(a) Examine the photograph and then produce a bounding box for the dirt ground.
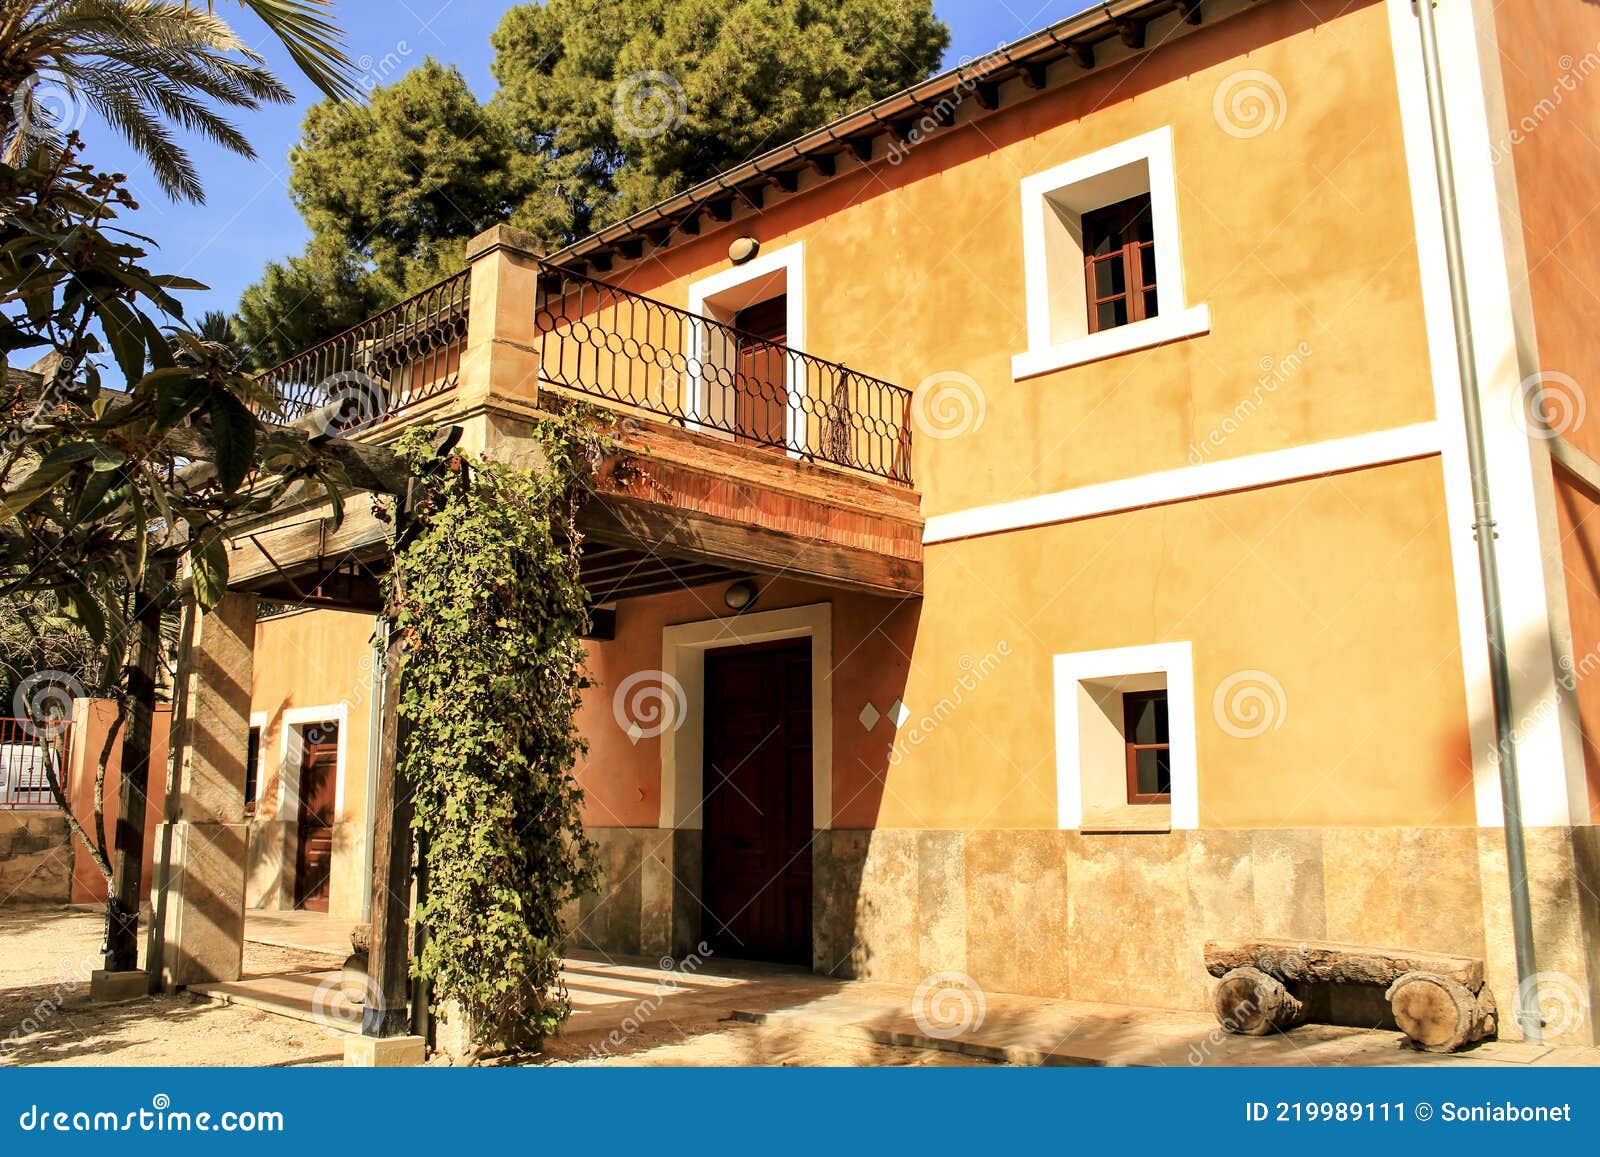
[0,907,986,1067]
[0,906,349,1067]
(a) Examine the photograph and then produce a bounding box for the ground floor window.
[1053,641,1196,831]
[1122,689,1171,804]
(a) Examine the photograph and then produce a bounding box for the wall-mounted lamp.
[728,236,760,265]
[723,580,758,612]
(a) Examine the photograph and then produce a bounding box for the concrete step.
[190,969,359,1035]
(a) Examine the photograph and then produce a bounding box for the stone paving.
[9,907,1600,1067]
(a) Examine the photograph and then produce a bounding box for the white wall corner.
[1385,0,1585,826]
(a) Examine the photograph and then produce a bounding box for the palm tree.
[191,307,245,364]
[0,1,356,202]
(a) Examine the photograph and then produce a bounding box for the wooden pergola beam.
[160,412,414,497]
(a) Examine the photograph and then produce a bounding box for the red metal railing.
[0,717,71,809]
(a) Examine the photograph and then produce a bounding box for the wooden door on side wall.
[701,638,813,965]
[293,722,339,912]
[732,296,789,449]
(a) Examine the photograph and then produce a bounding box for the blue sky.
[77,0,1097,323]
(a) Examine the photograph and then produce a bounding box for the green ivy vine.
[390,409,607,1052]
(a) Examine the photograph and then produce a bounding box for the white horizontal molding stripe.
[924,421,1443,545]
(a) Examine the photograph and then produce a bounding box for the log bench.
[1204,938,1497,1053]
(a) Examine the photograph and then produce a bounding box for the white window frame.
[1053,642,1198,831]
[656,601,832,832]
[1014,127,1209,380]
[276,703,349,825]
[686,240,806,455]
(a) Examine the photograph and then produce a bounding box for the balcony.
[532,267,912,485]
[238,226,922,612]
[257,268,470,433]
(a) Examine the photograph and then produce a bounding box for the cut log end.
[1386,970,1496,1053]
[1212,966,1306,1036]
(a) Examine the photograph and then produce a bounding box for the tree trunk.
[105,557,173,971]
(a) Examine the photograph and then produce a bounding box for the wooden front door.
[293,722,339,912]
[732,296,789,449]
[701,638,812,965]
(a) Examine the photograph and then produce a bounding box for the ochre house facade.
[187,0,1600,1040]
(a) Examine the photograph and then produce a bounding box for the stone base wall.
[0,811,72,906]
[574,824,1600,1045]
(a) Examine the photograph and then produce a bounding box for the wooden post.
[104,556,173,971]
[363,484,416,1039]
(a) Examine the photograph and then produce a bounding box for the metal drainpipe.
[1413,0,1541,1041]
[359,620,386,925]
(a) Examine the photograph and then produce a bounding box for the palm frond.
[0,0,350,202]
[232,0,358,101]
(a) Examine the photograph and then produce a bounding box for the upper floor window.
[1014,126,1209,380]
[1083,194,1158,334]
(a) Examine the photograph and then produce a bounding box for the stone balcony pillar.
[147,591,257,990]
[455,224,546,461]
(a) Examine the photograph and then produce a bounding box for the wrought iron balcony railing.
[255,259,915,486]
[255,269,470,431]
[534,266,914,485]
